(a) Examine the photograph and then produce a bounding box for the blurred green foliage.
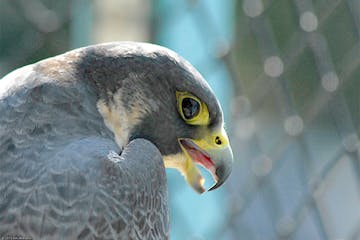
[0,0,71,77]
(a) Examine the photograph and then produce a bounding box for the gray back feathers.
[0,46,169,239]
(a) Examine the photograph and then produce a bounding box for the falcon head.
[78,42,233,193]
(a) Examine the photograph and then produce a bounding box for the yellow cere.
[176,91,210,125]
[192,127,230,150]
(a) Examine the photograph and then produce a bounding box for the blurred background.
[1,0,360,239]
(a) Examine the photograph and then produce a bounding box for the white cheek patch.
[96,88,151,149]
[163,153,187,172]
[96,88,135,149]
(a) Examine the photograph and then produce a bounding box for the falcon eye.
[176,91,210,125]
[182,97,200,119]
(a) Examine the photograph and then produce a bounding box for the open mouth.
[176,133,233,193]
[179,139,217,181]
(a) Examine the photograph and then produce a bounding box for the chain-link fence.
[154,0,360,239]
[1,0,360,239]
[223,0,360,239]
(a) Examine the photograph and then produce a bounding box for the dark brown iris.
[182,97,200,119]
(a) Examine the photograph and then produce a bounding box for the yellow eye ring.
[176,91,210,125]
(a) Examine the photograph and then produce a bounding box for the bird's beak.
[178,127,233,193]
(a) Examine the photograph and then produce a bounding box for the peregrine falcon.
[0,42,233,239]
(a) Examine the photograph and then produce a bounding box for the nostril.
[215,136,222,145]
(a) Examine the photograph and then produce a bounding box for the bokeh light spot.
[284,115,304,136]
[342,134,359,152]
[235,117,255,140]
[300,11,318,32]
[264,56,284,77]
[252,155,272,177]
[243,0,264,18]
[231,95,251,116]
[321,72,339,92]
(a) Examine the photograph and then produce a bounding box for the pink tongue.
[186,148,215,174]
